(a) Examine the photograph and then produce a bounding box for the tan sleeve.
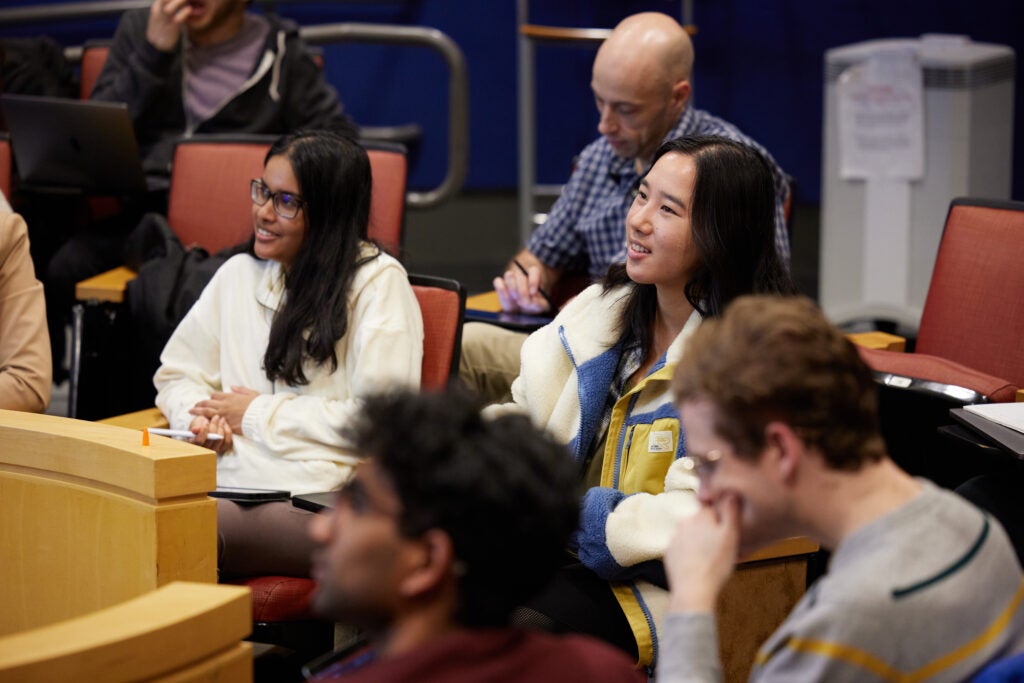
[0,213,51,411]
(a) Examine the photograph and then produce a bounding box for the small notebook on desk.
[950,407,1024,458]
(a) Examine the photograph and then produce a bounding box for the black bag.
[124,213,248,381]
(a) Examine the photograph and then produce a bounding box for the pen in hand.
[147,427,224,442]
[512,259,555,312]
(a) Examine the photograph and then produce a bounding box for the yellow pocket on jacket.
[618,418,679,494]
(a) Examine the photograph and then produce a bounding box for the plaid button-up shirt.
[527,106,791,280]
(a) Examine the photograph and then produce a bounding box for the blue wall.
[3,0,1023,201]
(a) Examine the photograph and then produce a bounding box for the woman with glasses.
[501,136,796,668]
[154,130,423,576]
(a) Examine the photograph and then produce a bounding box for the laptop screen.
[1,93,147,195]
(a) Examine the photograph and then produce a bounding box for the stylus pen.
[147,427,223,442]
[512,259,555,312]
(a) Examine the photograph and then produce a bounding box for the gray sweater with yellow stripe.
[657,481,1024,682]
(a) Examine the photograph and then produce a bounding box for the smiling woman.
[251,159,307,267]
[499,136,797,667]
[153,131,424,577]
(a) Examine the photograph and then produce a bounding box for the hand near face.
[664,493,741,613]
[146,0,191,52]
[189,386,260,435]
[188,414,234,454]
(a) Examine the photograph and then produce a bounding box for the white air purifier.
[820,35,1015,330]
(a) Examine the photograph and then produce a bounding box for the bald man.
[461,12,791,403]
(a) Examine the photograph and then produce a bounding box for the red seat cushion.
[858,347,1020,403]
[228,575,319,622]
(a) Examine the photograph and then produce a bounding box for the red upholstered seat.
[859,198,1024,403]
[855,198,1024,489]
[79,41,110,99]
[230,575,319,623]
[914,201,1024,386]
[410,274,465,389]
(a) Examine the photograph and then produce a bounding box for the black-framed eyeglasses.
[679,449,723,480]
[250,178,306,219]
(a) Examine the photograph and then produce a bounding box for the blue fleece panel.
[562,328,624,462]
[577,486,629,579]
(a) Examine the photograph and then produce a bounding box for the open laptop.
[1,93,147,194]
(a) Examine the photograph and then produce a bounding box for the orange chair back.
[0,134,11,201]
[168,137,406,257]
[168,136,272,253]
[409,274,465,390]
[365,142,407,257]
[79,42,110,99]
[916,198,1024,387]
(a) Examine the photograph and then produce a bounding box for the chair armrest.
[75,266,138,304]
[858,347,1020,403]
[847,331,907,352]
[97,406,169,429]
[1017,389,1024,403]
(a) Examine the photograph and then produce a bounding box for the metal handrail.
[0,1,147,25]
[300,23,468,209]
[515,0,694,241]
[0,4,468,209]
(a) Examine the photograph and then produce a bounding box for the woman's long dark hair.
[604,135,796,354]
[260,130,380,386]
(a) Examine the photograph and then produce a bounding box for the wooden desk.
[718,537,819,682]
[98,406,170,430]
[0,410,217,635]
[74,265,137,304]
[466,290,501,312]
[69,266,140,417]
[0,582,252,682]
[846,330,906,352]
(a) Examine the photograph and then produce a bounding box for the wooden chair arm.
[846,331,907,352]
[74,266,138,304]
